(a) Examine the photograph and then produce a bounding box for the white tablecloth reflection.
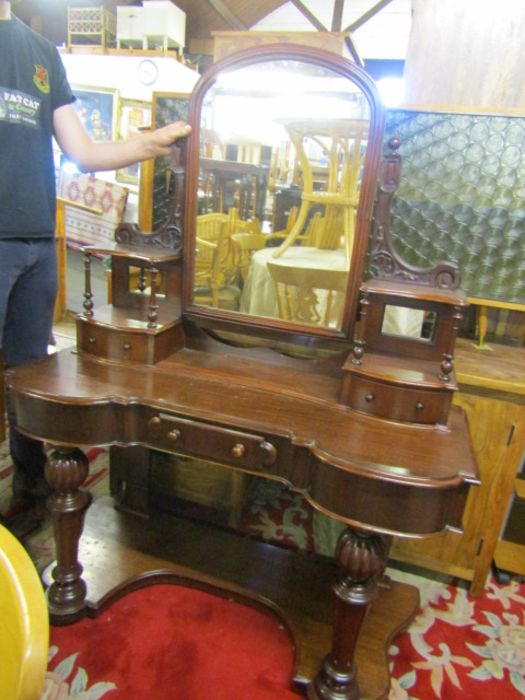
[240,245,426,337]
[240,246,348,327]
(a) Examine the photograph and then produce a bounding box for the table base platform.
[44,495,420,699]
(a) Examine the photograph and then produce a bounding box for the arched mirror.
[183,45,385,343]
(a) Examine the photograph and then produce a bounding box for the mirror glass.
[381,305,437,341]
[192,58,371,331]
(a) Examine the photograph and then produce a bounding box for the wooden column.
[53,198,68,324]
[138,156,155,232]
[45,447,92,622]
[309,528,389,700]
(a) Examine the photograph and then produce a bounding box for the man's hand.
[54,103,192,173]
[146,121,192,157]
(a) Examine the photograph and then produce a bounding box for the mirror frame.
[182,43,385,345]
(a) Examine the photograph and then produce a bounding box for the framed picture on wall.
[116,98,152,185]
[71,85,118,141]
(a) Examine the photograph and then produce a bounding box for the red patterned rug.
[388,576,525,699]
[41,573,525,700]
[2,447,524,699]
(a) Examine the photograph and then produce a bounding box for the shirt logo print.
[33,64,50,94]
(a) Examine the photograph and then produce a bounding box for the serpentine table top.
[8,330,477,538]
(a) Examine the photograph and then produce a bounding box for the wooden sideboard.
[390,338,525,595]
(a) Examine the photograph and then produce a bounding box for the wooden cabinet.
[494,467,525,577]
[390,339,525,595]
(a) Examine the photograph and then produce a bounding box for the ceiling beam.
[345,0,395,33]
[345,33,365,67]
[204,0,246,30]
[289,0,328,32]
[331,0,345,31]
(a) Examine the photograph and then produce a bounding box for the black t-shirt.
[0,14,75,237]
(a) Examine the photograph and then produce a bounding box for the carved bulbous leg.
[308,528,389,700]
[45,446,92,623]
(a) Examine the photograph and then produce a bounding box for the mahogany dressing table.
[6,45,477,700]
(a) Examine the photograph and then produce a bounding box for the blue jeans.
[0,238,58,496]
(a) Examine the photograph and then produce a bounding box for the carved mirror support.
[368,137,461,290]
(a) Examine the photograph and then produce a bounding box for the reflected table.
[240,246,421,335]
[240,246,348,323]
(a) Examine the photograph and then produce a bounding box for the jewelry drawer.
[77,320,183,364]
[146,412,277,470]
[78,324,146,362]
[343,375,451,424]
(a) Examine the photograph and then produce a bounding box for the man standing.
[0,0,191,508]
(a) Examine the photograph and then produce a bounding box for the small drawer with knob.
[145,411,278,470]
[77,321,150,363]
[341,375,451,425]
[77,318,184,364]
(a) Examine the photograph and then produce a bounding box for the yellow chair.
[231,230,267,283]
[0,524,49,700]
[194,208,244,309]
[266,260,348,328]
[231,206,299,283]
[272,118,368,262]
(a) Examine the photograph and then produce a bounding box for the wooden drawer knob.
[123,343,132,351]
[167,429,180,442]
[148,416,162,435]
[415,402,424,411]
[88,337,96,344]
[260,441,277,465]
[232,443,245,458]
[365,393,375,402]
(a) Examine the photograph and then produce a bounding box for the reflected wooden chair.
[231,206,299,283]
[194,208,243,309]
[0,524,49,700]
[266,260,348,328]
[272,119,368,262]
[268,140,294,193]
[231,230,266,283]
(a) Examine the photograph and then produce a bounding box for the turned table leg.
[308,528,389,700]
[44,446,92,623]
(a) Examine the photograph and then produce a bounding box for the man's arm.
[53,103,191,173]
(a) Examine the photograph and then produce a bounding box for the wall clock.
[137,59,159,86]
